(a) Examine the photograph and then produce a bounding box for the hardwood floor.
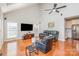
[1,39,79,56]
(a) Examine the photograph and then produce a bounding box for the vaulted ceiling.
[0,3,36,13]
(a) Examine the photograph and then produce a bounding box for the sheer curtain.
[0,19,3,40]
[0,19,3,48]
[7,22,17,39]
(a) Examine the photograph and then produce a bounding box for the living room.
[0,3,79,56]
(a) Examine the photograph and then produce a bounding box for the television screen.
[21,23,33,31]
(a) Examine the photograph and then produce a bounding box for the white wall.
[39,3,79,41]
[4,3,79,41]
[4,4,40,40]
[39,3,65,41]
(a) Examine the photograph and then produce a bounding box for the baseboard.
[58,39,65,41]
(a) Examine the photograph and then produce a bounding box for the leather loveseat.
[36,36,53,53]
[39,30,59,41]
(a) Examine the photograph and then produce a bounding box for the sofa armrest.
[38,42,46,46]
[36,42,46,50]
[37,41,46,46]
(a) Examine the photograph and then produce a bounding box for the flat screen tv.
[21,23,33,31]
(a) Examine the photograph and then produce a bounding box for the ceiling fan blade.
[54,3,57,8]
[49,10,53,14]
[61,13,63,16]
[56,10,59,13]
[56,5,67,9]
[44,9,52,11]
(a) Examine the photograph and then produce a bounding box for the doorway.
[65,15,79,40]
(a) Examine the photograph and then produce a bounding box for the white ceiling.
[0,3,36,13]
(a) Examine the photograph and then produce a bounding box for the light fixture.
[53,9,56,12]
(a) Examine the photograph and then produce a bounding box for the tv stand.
[23,33,34,40]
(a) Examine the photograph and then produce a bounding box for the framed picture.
[48,22,55,28]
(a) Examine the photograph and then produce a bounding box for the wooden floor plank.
[1,39,79,56]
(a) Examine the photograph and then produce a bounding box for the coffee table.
[26,45,38,56]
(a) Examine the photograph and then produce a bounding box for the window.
[7,22,17,38]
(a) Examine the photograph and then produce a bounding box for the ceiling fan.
[44,3,67,16]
